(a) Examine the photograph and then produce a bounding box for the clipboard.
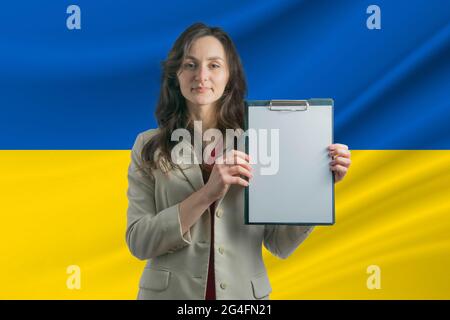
[243,99,335,225]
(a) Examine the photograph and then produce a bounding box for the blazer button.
[218,247,224,255]
[220,283,227,290]
[216,209,223,218]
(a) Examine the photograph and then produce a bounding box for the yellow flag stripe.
[0,150,449,299]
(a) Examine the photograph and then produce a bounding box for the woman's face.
[177,36,229,111]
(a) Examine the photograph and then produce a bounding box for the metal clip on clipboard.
[268,99,309,111]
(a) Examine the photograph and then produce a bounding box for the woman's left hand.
[328,143,351,183]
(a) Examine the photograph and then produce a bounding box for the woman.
[126,22,351,300]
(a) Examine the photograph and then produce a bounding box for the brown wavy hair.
[141,22,247,174]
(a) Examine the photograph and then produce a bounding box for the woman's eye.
[183,62,220,70]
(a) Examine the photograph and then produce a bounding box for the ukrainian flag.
[0,1,449,299]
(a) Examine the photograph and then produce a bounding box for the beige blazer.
[126,129,314,300]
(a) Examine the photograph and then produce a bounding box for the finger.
[233,149,251,161]
[226,176,250,187]
[227,149,251,162]
[329,148,351,159]
[223,153,251,167]
[328,143,348,150]
[330,157,351,167]
[215,156,253,173]
[237,160,253,173]
[228,165,253,179]
[330,164,348,175]
[329,148,351,156]
[227,160,252,173]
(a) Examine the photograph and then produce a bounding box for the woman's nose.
[194,65,209,83]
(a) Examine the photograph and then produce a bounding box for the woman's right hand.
[203,149,253,202]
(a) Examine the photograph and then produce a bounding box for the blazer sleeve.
[125,133,192,260]
[263,225,314,259]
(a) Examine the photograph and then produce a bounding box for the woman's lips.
[192,87,210,93]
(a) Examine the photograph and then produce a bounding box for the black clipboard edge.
[244,98,335,226]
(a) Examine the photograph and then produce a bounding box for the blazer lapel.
[171,139,204,192]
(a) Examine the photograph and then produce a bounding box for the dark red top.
[202,148,216,300]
